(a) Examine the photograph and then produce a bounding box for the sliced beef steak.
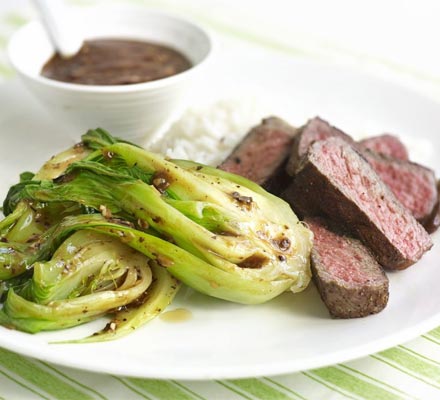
[286,117,438,225]
[283,137,432,270]
[358,134,409,160]
[306,217,389,318]
[218,117,296,194]
[362,151,437,223]
[286,116,354,175]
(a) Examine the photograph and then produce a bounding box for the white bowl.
[7,6,212,145]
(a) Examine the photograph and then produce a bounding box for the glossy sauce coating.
[41,39,192,85]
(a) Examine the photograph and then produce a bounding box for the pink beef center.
[298,124,339,157]
[311,222,377,284]
[367,157,437,220]
[315,139,431,261]
[299,132,332,160]
[359,135,408,160]
[227,130,291,182]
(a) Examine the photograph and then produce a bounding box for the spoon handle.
[32,0,83,58]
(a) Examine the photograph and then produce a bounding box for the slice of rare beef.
[362,150,438,223]
[358,134,409,160]
[218,117,296,195]
[286,116,354,175]
[283,137,432,270]
[306,217,389,318]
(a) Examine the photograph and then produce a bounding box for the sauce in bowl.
[41,38,192,85]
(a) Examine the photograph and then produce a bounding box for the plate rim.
[1,312,440,380]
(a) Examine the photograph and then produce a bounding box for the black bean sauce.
[41,38,192,85]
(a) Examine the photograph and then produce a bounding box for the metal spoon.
[32,0,83,58]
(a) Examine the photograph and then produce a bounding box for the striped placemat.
[1,1,440,399]
[2,331,440,400]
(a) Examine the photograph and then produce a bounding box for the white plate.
[1,47,440,380]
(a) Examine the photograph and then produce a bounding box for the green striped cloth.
[1,1,440,399]
[2,334,440,399]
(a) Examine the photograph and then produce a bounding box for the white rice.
[150,98,280,166]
